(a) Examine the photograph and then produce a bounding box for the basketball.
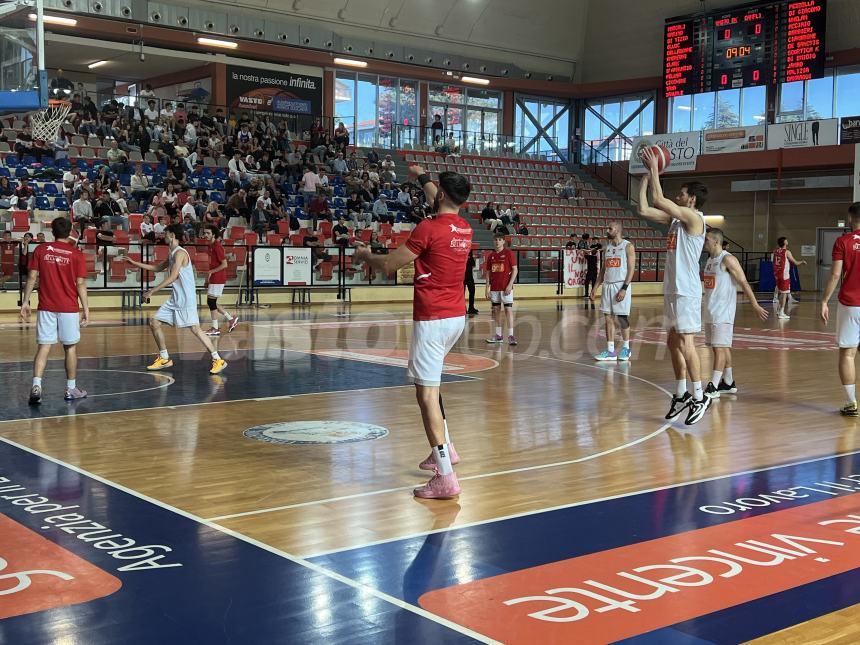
[637,143,671,173]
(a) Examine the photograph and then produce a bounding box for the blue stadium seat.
[43,183,58,195]
[120,174,131,185]
[15,167,29,178]
[214,168,228,180]
[35,196,50,209]
[210,191,225,204]
[54,197,69,210]
[211,178,225,189]
[333,186,345,197]
[0,167,9,177]
[333,197,346,208]
[56,159,71,170]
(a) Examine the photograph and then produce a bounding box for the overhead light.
[461,76,490,86]
[334,57,367,68]
[87,60,108,69]
[196,36,238,49]
[28,13,78,26]
[445,71,454,76]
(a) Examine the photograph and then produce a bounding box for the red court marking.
[629,327,835,351]
[0,514,122,619]
[419,494,860,644]
[313,348,497,375]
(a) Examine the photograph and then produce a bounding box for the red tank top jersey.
[833,231,860,307]
[486,249,516,291]
[30,240,86,313]
[0,242,15,274]
[405,213,473,321]
[209,241,226,284]
[773,248,789,280]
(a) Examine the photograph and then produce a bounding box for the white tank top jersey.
[168,245,197,309]
[665,210,706,297]
[703,250,737,324]
[603,239,630,284]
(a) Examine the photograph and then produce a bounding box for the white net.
[30,101,72,142]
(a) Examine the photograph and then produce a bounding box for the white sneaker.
[777,312,790,320]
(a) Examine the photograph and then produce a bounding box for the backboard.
[0,1,47,114]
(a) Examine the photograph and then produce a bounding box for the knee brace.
[503,303,513,308]
[207,297,218,312]
[618,315,630,330]
[491,302,501,309]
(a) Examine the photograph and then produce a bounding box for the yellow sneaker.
[147,357,174,371]
[209,358,227,375]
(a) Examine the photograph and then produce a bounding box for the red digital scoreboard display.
[663,0,826,97]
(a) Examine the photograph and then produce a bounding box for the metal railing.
[387,123,560,160]
[575,139,633,201]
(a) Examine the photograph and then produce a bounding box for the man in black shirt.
[584,235,602,299]
[332,217,350,247]
[565,233,579,249]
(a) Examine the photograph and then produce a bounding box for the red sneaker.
[419,443,460,471]
[413,471,461,499]
[228,315,240,332]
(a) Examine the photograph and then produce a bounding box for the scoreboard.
[664,0,826,97]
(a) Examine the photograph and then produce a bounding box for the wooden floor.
[1,294,859,643]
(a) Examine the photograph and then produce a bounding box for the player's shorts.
[663,294,702,334]
[705,322,734,348]
[408,316,466,387]
[489,290,514,305]
[776,277,791,294]
[837,303,860,349]
[155,300,199,328]
[600,282,631,316]
[207,283,225,298]
[36,311,80,345]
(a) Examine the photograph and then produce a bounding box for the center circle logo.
[244,421,389,445]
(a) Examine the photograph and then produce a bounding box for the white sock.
[724,368,733,384]
[711,371,722,386]
[845,384,857,403]
[222,310,232,320]
[159,349,169,360]
[676,380,687,398]
[443,420,451,445]
[692,381,704,401]
[495,326,502,337]
[211,351,221,360]
[432,444,454,475]
[32,377,42,388]
[508,328,515,337]
[212,318,220,330]
[607,341,615,353]
[623,340,630,349]
[66,379,75,390]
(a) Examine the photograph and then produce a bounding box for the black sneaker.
[28,385,42,405]
[704,382,720,399]
[685,396,712,425]
[840,402,859,417]
[717,380,737,395]
[665,392,692,420]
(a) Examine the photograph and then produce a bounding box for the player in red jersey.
[0,230,15,290]
[484,232,518,346]
[19,217,90,403]
[354,165,473,499]
[821,202,860,417]
[772,237,806,320]
[202,225,239,336]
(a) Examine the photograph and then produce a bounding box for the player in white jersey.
[123,224,227,374]
[701,228,769,399]
[592,221,635,362]
[637,149,711,425]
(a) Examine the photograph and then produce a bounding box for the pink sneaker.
[413,471,461,499]
[418,443,460,471]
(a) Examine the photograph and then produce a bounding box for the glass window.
[429,84,463,105]
[640,100,654,136]
[466,88,500,109]
[621,98,642,139]
[740,85,766,126]
[376,77,396,148]
[836,65,860,117]
[708,88,740,129]
[601,100,620,139]
[805,71,834,119]
[692,91,715,131]
[356,74,377,147]
[778,80,804,121]
[335,73,356,135]
[671,95,692,132]
[584,108,601,144]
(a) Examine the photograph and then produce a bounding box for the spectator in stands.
[95,218,116,259]
[130,165,153,204]
[49,68,74,99]
[346,151,360,172]
[576,232,590,251]
[372,195,392,225]
[94,193,128,232]
[301,166,321,208]
[107,139,129,175]
[361,177,378,202]
[143,99,159,122]
[332,217,350,247]
[367,165,380,184]
[79,97,99,136]
[181,195,198,224]
[52,132,70,162]
[160,101,175,123]
[430,114,444,143]
[14,126,38,164]
[146,194,167,225]
[227,152,249,186]
[369,230,386,252]
[184,119,197,148]
[366,149,380,167]
[445,133,457,154]
[333,122,349,152]
[303,234,331,269]
[565,233,579,249]
[139,84,155,99]
[203,201,224,229]
[381,154,396,174]
[0,231,15,290]
[18,232,33,278]
[308,193,332,230]
[182,214,196,242]
[332,152,348,176]
[161,183,179,217]
[395,185,412,213]
[225,188,249,223]
[14,178,35,212]
[61,168,78,205]
[35,232,46,244]
[0,177,13,209]
[107,179,130,215]
[140,213,156,243]
[481,201,502,231]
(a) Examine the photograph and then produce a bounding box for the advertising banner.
[226,65,322,116]
[563,249,586,288]
[702,125,766,154]
[842,116,860,145]
[767,118,838,150]
[283,248,312,285]
[629,132,700,174]
[253,247,282,286]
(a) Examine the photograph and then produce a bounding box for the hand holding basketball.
[640,145,670,175]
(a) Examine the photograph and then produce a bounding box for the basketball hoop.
[30,99,72,142]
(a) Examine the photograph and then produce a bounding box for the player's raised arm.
[636,173,670,226]
[644,149,704,235]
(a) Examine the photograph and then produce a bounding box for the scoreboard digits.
[663,0,826,97]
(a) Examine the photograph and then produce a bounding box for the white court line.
[308,447,860,559]
[0,435,498,645]
[2,369,174,398]
[207,359,672,522]
[208,423,669,522]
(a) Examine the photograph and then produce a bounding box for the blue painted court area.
[0,440,478,645]
[312,451,860,644]
[0,350,471,421]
